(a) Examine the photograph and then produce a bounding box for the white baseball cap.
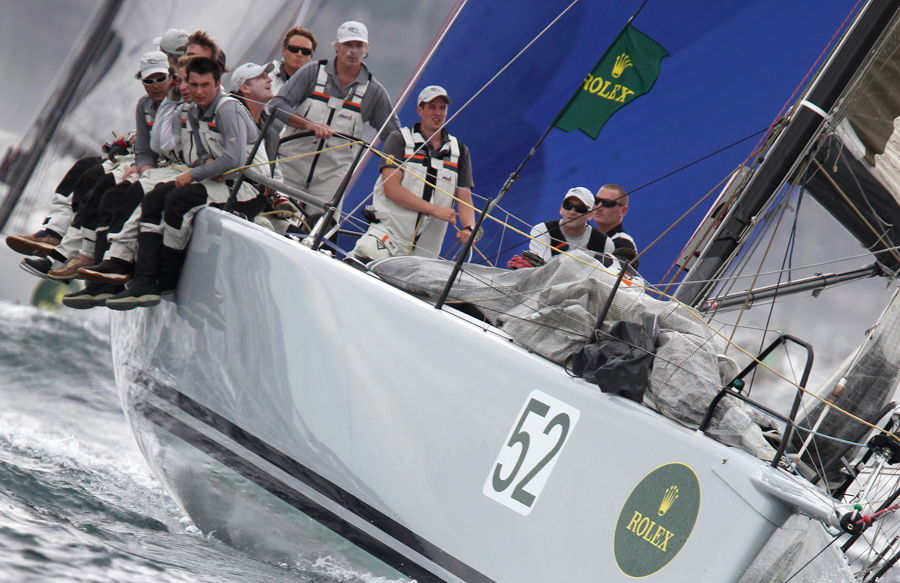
[153,29,189,55]
[418,85,451,105]
[230,62,275,92]
[139,51,169,79]
[562,187,595,208]
[337,21,368,43]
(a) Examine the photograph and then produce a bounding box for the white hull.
[111,209,852,582]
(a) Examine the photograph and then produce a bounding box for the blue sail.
[342,0,862,284]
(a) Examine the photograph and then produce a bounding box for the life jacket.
[269,60,290,97]
[140,96,156,135]
[196,94,269,203]
[606,223,638,253]
[157,101,197,167]
[545,220,610,256]
[179,102,199,167]
[277,60,369,207]
[371,125,461,257]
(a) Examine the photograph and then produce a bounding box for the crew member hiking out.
[105,56,268,310]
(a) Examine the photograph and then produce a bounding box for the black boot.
[62,282,124,309]
[158,245,187,295]
[105,232,162,310]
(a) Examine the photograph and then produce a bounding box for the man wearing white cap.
[351,85,475,261]
[105,56,270,310]
[508,187,614,268]
[230,62,282,165]
[154,28,189,67]
[269,20,400,209]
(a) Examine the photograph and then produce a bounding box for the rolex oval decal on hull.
[614,462,700,578]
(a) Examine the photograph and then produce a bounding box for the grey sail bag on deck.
[566,313,660,402]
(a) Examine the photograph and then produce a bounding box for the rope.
[811,158,900,266]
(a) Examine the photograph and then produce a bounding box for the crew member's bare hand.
[307,120,333,139]
[456,228,471,244]
[175,170,193,188]
[432,207,458,223]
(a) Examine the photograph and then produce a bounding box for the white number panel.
[483,390,580,516]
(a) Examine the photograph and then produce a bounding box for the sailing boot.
[158,245,187,296]
[62,282,124,309]
[105,232,163,310]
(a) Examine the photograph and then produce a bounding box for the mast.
[674,0,900,307]
[0,0,123,232]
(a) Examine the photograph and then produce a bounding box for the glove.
[106,142,129,162]
[507,254,536,270]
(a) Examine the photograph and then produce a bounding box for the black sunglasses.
[562,200,589,214]
[595,198,621,208]
[286,45,313,55]
[142,74,169,86]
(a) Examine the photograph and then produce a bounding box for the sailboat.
[9,0,900,580]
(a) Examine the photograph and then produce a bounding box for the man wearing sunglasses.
[509,187,614,268]
[271,27,317,96]
[593,184,637,265]
[269,20,400,211]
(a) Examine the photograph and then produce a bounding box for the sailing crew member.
[7,156,107,258]
[507,187,613,269]
[105,56,268,310]
[74,57,202,300]
[23,51,173,285]
[592,183,638,267]
[269,20,401,212]
[154,28,189,68]
[351,85,475,261]
[270,27,317,96]
[231,62,283,165]
[16,142,135,279]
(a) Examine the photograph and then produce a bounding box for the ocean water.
[0,300,397,583]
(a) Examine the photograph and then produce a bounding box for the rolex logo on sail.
[659,485,678,516]
[611,53,632,78]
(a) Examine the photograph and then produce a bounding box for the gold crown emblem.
[658,485,678,516]
[612,53,633,78]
